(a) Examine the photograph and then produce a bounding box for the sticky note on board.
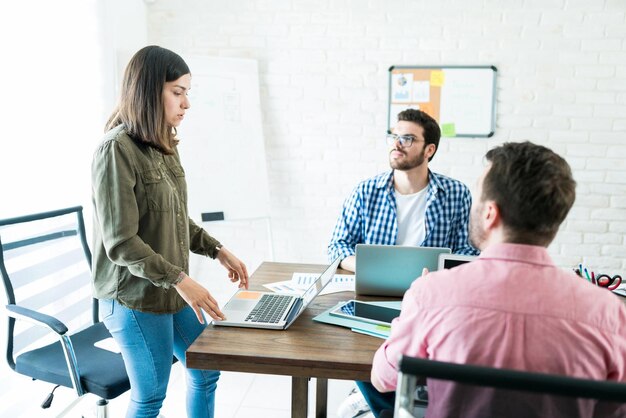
[420,102,434,117]
[441,123,456,137]
[430,70,445,87]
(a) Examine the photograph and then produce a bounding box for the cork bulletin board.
[388,65,497,138]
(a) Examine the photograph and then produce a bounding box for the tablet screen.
[333,301,400,324]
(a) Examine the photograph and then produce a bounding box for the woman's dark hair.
[105,45,190,154]
[483,141,576,246]
[397,109,441,161]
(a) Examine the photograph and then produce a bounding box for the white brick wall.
[146,0,626,272]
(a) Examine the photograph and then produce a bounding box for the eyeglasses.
[386,133,421,148]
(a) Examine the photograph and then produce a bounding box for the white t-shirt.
[394,187,428,246]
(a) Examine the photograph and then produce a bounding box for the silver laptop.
[437,253,476,270]
[355,244,450,297]
[214,258,341,330]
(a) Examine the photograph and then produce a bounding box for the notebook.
[355,244,450,296]
[437,253,476,270]
[213,258,341,330]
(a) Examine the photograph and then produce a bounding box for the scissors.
[595,273,622,290]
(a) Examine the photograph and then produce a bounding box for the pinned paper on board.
[391,73,413,103]
[412,81,430,103]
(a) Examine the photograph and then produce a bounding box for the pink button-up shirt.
[373,243,626,417]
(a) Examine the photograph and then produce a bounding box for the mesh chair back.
[395,356,626,418]
[0,206,94,369]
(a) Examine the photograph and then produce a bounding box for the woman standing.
[91,45,248,418]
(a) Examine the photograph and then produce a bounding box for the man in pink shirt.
[360,141,626,417]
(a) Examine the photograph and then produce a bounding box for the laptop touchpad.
[225,299,254,311]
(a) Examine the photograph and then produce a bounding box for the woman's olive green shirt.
[91,125,221,313]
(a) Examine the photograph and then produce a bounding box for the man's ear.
[483,201,500,230]
[425,143,436,159]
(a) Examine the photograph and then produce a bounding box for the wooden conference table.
[186,262,396,418]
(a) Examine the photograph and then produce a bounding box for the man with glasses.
[328,109,477,273]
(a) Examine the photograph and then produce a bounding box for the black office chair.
[0,206,129,417]
[392,355,626,418]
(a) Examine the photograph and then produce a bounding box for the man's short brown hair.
[483,141,576,246]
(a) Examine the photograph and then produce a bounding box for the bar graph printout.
[264,272,355,296]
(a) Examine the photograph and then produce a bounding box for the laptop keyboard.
[245,294,294,323]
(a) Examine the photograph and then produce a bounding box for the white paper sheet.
[264,272,356,296]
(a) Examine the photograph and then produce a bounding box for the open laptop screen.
[355,245,451,297]
[301,258,341,307]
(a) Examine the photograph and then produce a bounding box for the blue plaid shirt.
[328,170,479,262]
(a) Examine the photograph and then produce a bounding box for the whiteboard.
[177,56,270,222]
[387,66,497,138]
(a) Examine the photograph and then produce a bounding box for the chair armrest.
[5,304,68,335]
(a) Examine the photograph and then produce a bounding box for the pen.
[591,271,596,285]
[583,267,591,282]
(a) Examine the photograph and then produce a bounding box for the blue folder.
[312,301,402,339]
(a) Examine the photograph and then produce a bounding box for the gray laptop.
[355,244,451,296]
[214,258,340,330]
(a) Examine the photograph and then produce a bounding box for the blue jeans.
[101,299,220,418]
[356,380,395,417]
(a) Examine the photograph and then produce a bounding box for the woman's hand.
[174,274,225,323]
[216,247,249,289]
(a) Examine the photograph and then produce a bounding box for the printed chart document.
[262,280,304,296]
[264,272,355,296]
